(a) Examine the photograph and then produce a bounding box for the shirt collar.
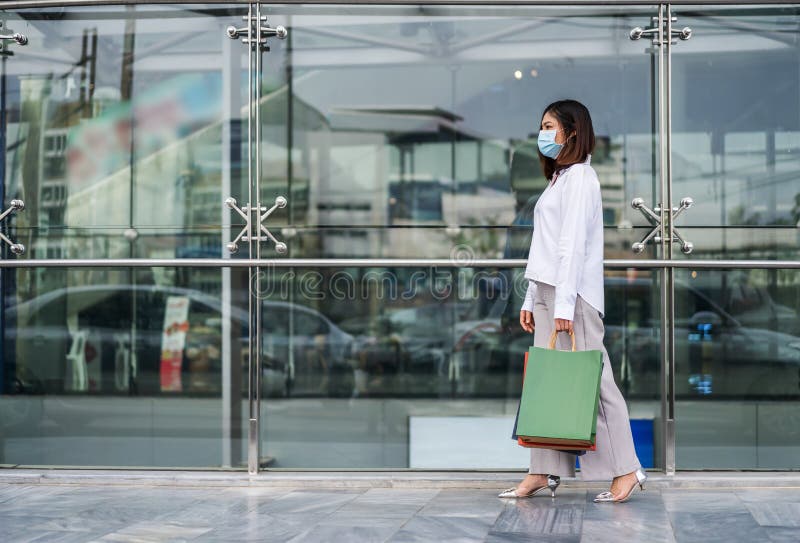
[551,154,592,184]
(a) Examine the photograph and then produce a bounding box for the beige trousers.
[527,281,641,480]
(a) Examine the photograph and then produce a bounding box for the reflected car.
[3,285,353,398]
[492,277,800,398]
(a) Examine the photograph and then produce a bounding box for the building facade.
[0,0,798,473]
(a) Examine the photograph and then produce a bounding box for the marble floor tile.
[661,490,744,514]
[388,515,495,543]
[0,485,54,504]
[254,489,361,516]
[288,522,403,543]
[735,489,800,503]
[90,520,213,543]
[765,527,800,542]
[744,501,800,527]
[193,513,314,542]
[492,500,584,536]
[668,511,767,543]
[333,500,425,519]
[13,531,115,543]
[582,491,675,542]
[486,532,580,543]
[353,488,439,505]
[580,518,676,543]
[417,490,506,519]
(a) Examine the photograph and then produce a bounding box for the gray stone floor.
[2,482,800,542]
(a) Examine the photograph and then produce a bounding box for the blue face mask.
[537,129,563,159]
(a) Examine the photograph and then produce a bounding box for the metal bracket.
[0,199,25,255]
[630,197,694,254]
[226,14,287,51]
[0,20,28,57]
[630,16,691,46]
[225,196,288,254]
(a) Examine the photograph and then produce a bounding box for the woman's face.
[541,111,571,145]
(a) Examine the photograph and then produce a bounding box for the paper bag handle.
[547,330,576,352]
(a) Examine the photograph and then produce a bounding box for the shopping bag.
[511,351,588,455]
[516,330,602,450]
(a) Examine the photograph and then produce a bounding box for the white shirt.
[520,154,605,321]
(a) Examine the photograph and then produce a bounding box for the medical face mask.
[537,129,563,159]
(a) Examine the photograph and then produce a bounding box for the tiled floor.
[2,483,800,542]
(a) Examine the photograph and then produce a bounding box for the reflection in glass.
[0,266,252,468]
[671,7,800,261]
[3,5,248,260]
[260,5,659,259]
[250,266,661,467]
[674,268,800,469]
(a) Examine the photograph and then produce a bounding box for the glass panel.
[674,268,800,468]
[253,3,662,469]
[671,5,800,260]
[2,5,248,259]
[255,266,661,469]
[0,266,249,468]
[257,4,660,260]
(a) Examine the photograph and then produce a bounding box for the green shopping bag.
[516,330,603,449]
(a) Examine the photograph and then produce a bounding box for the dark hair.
[538,99,596,182]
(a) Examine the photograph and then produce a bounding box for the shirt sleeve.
[554,166,596,321]
[521,280,537,312]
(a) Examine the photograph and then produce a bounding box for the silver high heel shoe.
[498,475,561,499]
[593,469,647,503]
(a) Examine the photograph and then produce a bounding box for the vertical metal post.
[221,25,235,469]
[659,3,676,476]
[252,1,264,475]
[246,2,259,476]
[0,47,6,399]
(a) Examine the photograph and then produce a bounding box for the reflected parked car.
[490,276,800,398]
[3,284,353,398]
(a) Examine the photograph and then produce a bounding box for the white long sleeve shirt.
[520,154,605,321]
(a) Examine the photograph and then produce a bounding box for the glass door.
[251,4,671,471]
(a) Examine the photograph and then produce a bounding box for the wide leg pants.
[527,281,641,480]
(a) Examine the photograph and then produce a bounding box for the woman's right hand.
[519,310,535,334]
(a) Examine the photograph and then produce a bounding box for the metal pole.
[0,258,799,269]
[661,3,676,476]
[221,23,235,469]
[246,2,259,476]
[252,1,264,476]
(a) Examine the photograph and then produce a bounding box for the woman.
[499,99,647,503]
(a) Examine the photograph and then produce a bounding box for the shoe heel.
[635,469,647,491]
[547,475,560,498]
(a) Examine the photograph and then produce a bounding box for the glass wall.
[0,2,798,471]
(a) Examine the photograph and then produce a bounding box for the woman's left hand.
[554,318,573,334]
